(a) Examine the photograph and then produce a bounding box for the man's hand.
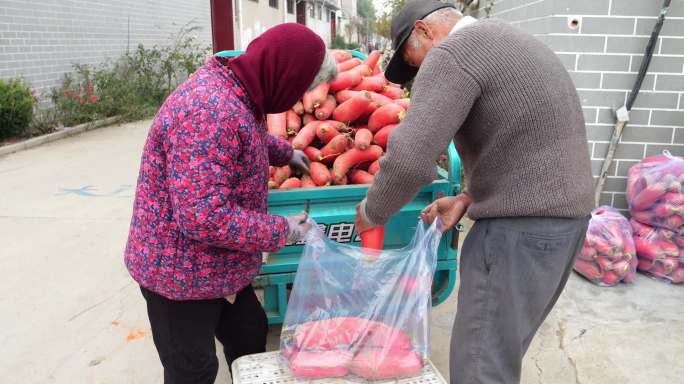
[420,194,472,232]
[290,149,310,174]
[355,203,374,234]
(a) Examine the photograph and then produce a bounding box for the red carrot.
[280,177,302,189]
[333,91,373,123]
[302,113,316,125]
[577,245,597,261]
[634,236,665,261]
[662,257,679,274]
[268,180,279,189]
[308,82,330,111]
[352,76,386,92]
[373,124,398,149]
[349,169,374,184]
[631,183,667,211]
[301,174,316,188]
[286,110,301,135]
[637,258,655,271]
[310,162,332,186]
[292,101,305,115]
[266,112,288,138]
[602,271,619,286]
[380,85,405,99]
[319,134,351,164]
[368,104,406,132]
[332,50,352,63]
[330,71,363,92]
[350,64,373,77]
[364,50,382,71]
[303,146,322,162]
[316,122,341,144]
[273,166,292,185]
[394,98,410,110]
[368,159,381,175]
[354,128,373,150]
[315,95,337,121]
[337,57,362,72]
[574,259,602,281]
[335,90,358,104]
[292,121,322,149]
[671,268,684,284]
[332,145,383,183]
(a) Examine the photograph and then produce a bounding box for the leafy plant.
[50,24,209,127]
[0,78,36,140]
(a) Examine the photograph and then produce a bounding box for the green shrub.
[0,78,36,139]
[331,35,358,50]
[51,25,209,127]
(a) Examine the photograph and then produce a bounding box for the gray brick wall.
[475,0,684,211]
[0,0,211,102]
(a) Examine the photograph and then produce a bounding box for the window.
[269,0,278,8]
[317,4,323,20]
[287,0,294,14]
[326,9,331,22]
[310,3,315,18]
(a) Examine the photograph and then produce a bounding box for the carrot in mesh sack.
[632,218,682,283]
[573,206,636,286]
[627,151,684,232]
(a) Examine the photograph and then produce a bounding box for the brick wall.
[0,0,212,102]
[473,0,684,210]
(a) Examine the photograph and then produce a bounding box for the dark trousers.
[140,285,268,384]
[450,216,589,384]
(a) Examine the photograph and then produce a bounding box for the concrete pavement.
[1,120,683,384]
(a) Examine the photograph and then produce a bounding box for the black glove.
[290,149,310,174]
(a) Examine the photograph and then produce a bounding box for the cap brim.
[385,34,418,85]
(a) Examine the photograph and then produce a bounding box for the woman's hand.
[290,150,310,174]
[421,194,472,232]
[285,212,312,244]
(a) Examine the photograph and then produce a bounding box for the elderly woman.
[124,24,337,383]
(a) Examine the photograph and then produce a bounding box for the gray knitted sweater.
[364,19,594,224]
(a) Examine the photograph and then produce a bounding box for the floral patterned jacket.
[124,58,292,300]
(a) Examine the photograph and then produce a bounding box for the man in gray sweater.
[355,1,594,383]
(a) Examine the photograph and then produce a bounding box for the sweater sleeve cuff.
[360,198,386,227]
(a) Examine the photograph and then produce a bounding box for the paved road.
[1,120,683,384]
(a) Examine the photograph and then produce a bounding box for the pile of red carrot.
[266,50,409,189]
[626,153,684,283]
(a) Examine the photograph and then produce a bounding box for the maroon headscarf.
[230,23,326,117]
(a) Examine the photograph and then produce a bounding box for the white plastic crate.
[231,351,447,384]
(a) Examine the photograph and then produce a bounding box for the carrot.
[394,98,410,110]
[266,113,288,138]
[577,245,597,261]
[280,177,302,189]
[372,63,382,75]
[634,236,665,261]
[316,122,341,144]
[365,50,382,71]
[602,271,620,286]
[368,159,380,175]
[332,145,383,183]
[303,146,322,162]
[368,104,406,132]
[333,173,348,186]
[310,162,332,186]
[373,123,398,149]
[337,57,362,72]
[380,85,405,99]
[574,259,602,281]
[360,226,384,250]
[350,64,373,77]
[302,113,316,125]
[369,92,393,106]
[301,174,316,188]
[286,110,301,135]
[363,102,380,119]
[305,82,330,113]
[354,128,373,150]
[292,121,323,149]
[335,90,359,104]
[315,95,337,121]
[330,71,363,92]
[319,134,350,164]
[273,166,292,185]
[352,76,386,92]
[333,91,372,123]
[292,101,305,115]
[349,169,374,184]
[302,90,315,114]
[268,180,279,189]
[671,268,684,284]
[631,183,667,211]
[332,50,352,63]
[269,166,276,178]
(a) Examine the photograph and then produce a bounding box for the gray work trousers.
[450,216,589,384]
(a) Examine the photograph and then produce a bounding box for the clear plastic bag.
[280,219,442,380]
[574,206,637,286]
[632,219,684,283]
[627,151,684,231]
